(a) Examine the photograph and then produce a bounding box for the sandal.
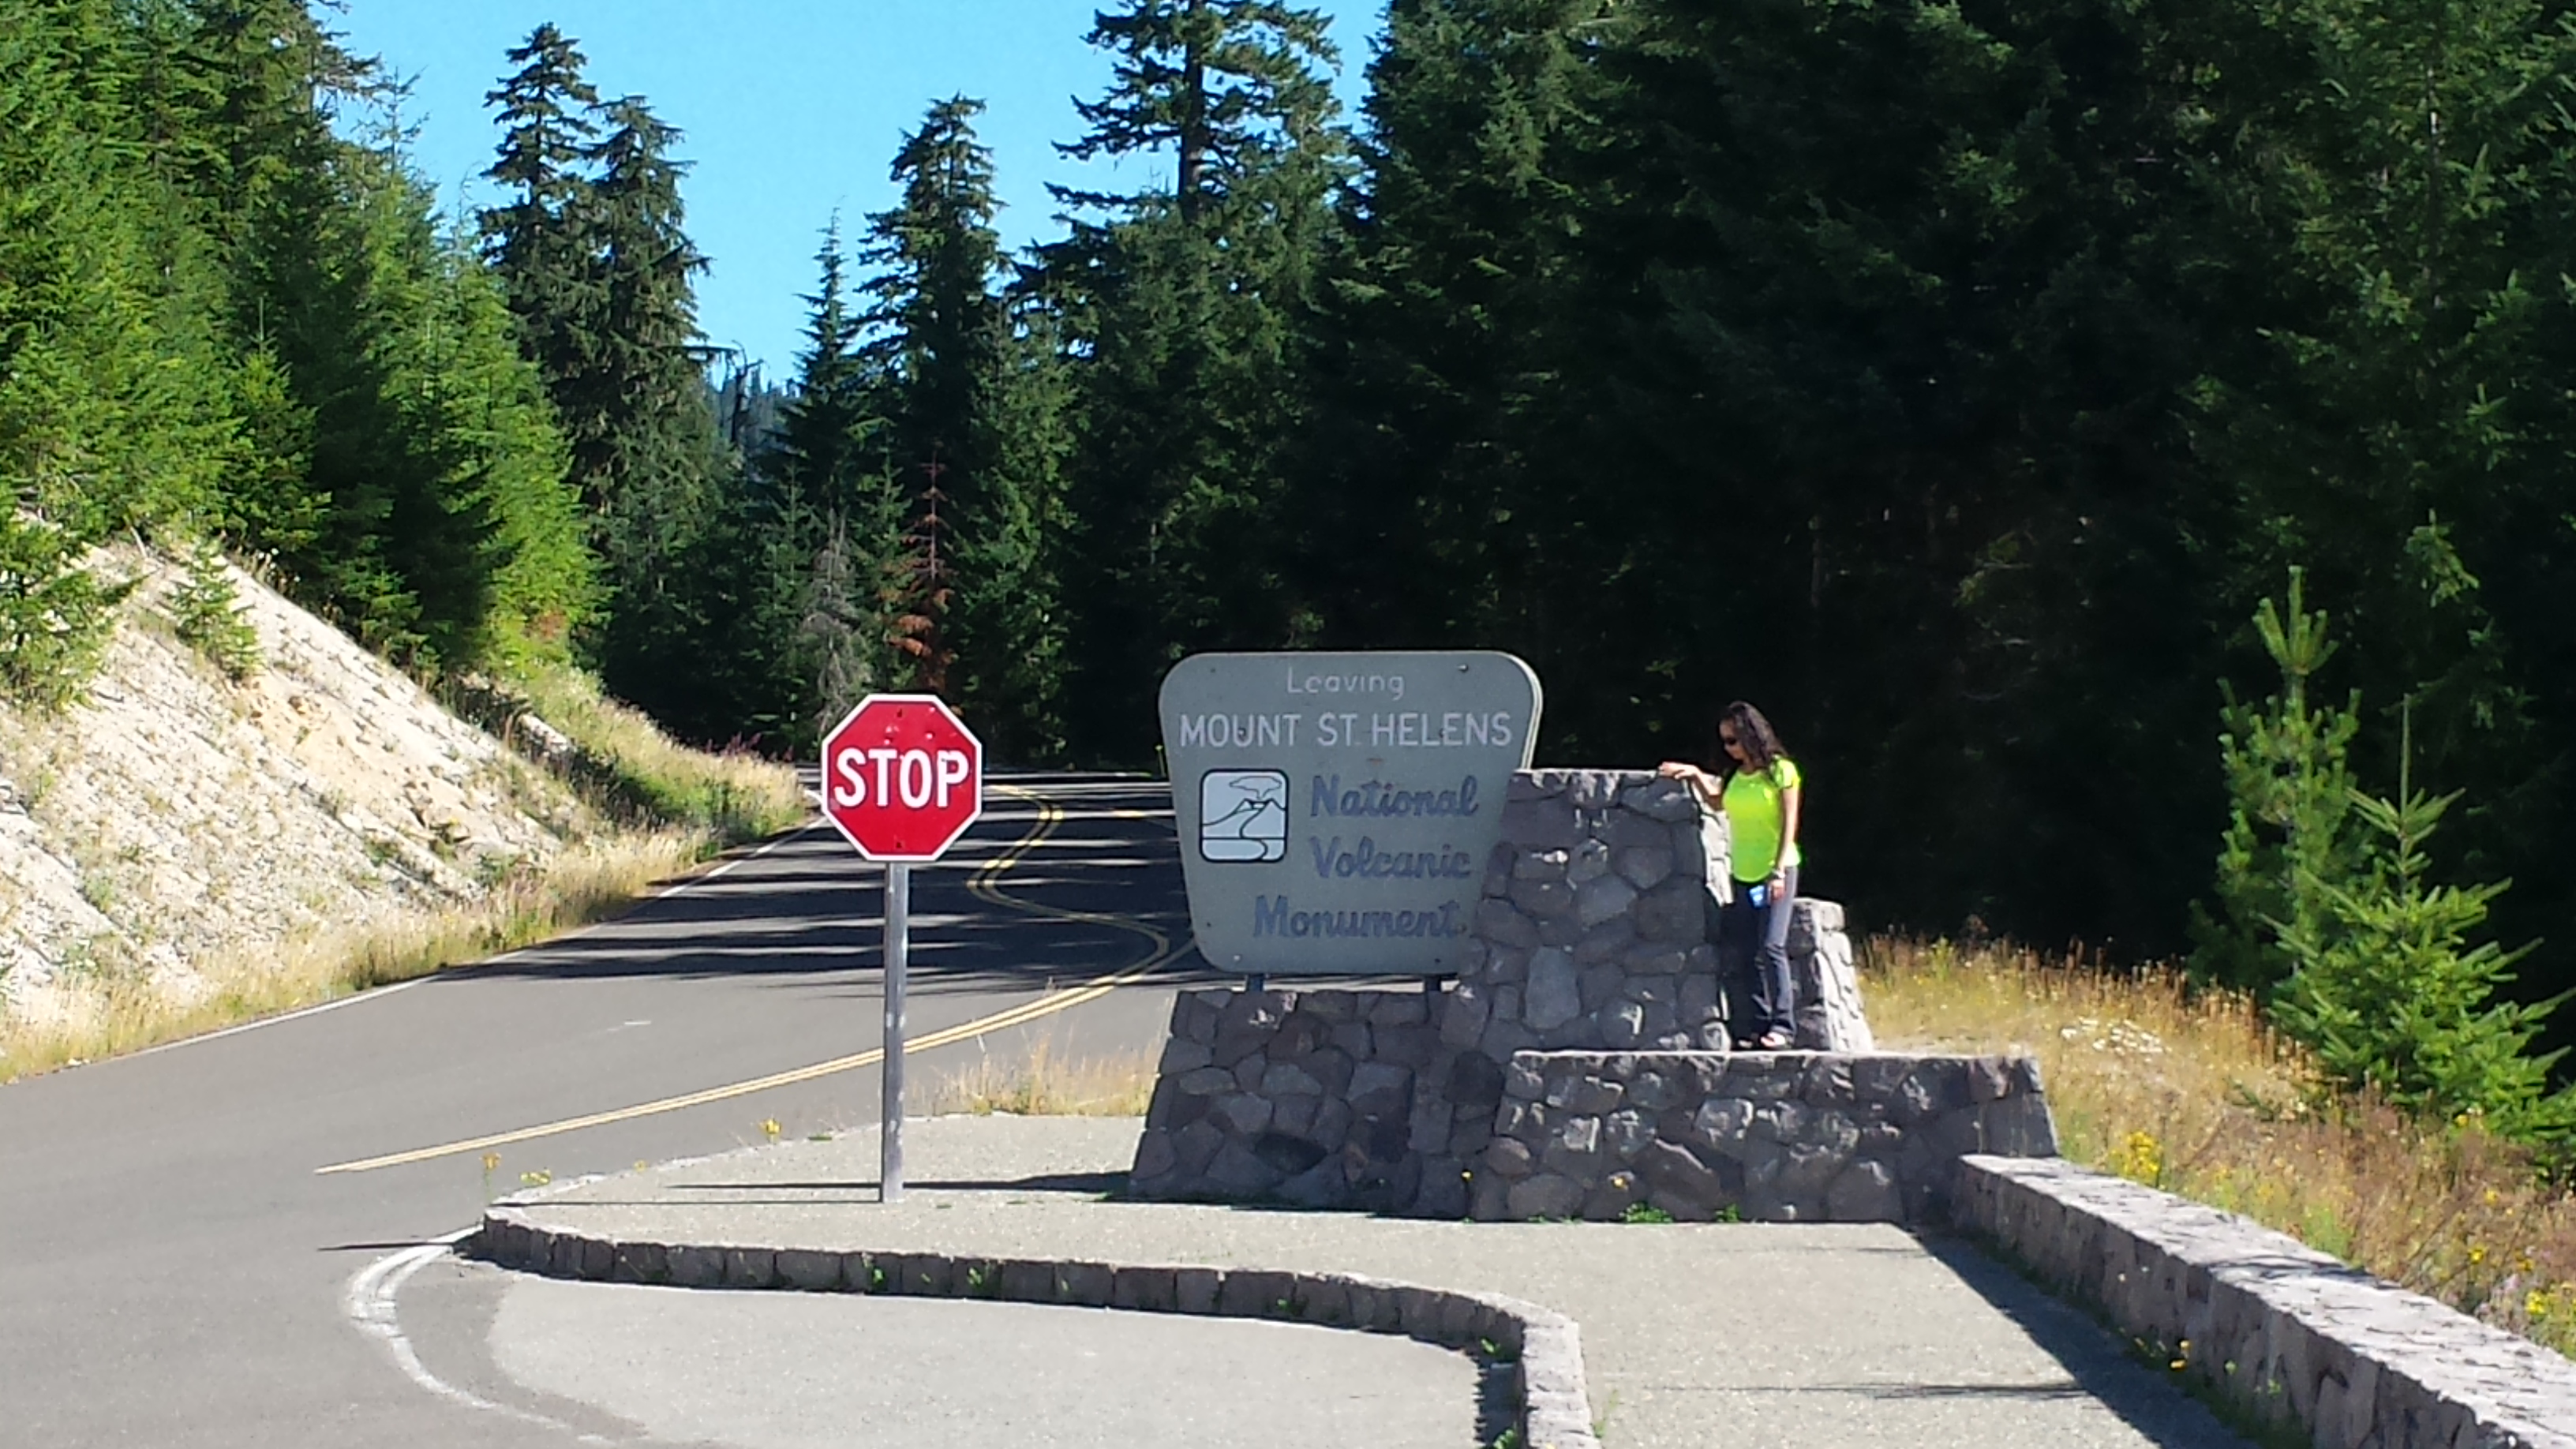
[1754,1030,1794,1051]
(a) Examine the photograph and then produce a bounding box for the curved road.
[0,775,1200,1447]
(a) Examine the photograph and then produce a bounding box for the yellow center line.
[314,782,1181,1176]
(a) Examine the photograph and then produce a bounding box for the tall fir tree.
[771,221,874,521]
[0,0,232,702]
[478,23,599,428]
[482,36,720,710]
[706,224,907,750]
[859,97,1066,758]
[1045,0,1346,761]
[574,93,725,713]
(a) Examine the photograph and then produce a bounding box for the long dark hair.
[1717,700,1787,775]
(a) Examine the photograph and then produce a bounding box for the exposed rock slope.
[0,546,588,1022]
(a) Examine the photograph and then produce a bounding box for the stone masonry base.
[1131,983,2057,1224]
[1481,1050,2057,1225]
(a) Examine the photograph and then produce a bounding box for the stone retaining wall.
[1133,766,1894,1215]
[1131,987,1490,1215]
[1130,983,2057,1223]
[1462,770,1726,1056]
[1478,1051,2057,1225]
[471,1211,1602,1449]
[1462,769,1873,1057]
[1957,1155,2576,1449]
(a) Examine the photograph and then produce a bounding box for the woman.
[1658,702,1803,1050]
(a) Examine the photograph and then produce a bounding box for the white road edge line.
[648,818,818,900]
[344,1228,613,1444]
[122,822,825,1063]
[120,979,435,1061]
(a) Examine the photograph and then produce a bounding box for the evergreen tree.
[168,536,261,681]
[482,40,721,705]
[946,297,1074,763]
[1060,0,1342,223]
[862,99,1006,496]
[795,515,874,738]
[479,23,599,417]
[688,227,904,752]
[575,93,725,711]
[0,0,235,702]
[859,97,1066,756]
[1046,0,1346,761]
[2185,0,2576,964]
[297,135,591,668]
[2,2,586,692]
[771,221,874,520]
[1299,0,1616,660]
[2192,572,2366,994]
[2272,730,2575,1142]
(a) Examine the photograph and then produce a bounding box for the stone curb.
[471,1207,1602,1449]
[1956,1155,2576,1449]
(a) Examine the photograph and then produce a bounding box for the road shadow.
[662,1171,1131,1196]
[456,788,1206,989]
[1917,1232,2257,1447]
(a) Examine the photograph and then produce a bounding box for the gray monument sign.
[1159,650,1543,976]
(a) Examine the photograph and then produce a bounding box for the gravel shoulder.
[497,1114,2253,1449]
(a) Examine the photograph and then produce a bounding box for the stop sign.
[820,695,984,862]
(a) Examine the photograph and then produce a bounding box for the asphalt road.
[0,774,1204,1447]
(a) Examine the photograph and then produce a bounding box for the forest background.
[8,0,2576,1103]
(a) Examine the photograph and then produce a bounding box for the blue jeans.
[1717,865,1798,1043]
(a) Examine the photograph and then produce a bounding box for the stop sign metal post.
[819,695,983,1203]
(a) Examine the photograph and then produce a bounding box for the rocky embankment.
[0,547,592,1038]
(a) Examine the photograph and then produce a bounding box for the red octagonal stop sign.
[820,695,983,862]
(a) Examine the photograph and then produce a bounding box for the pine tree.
[479,23,599,415]
[947,298,1073,762]
[408,207,597,670]
[575,93,724,712]
[168,536,262,681]
[859,98,1066,754]
[1045,0,1346,761]
[1060,0,1342,223]
[700,227,904,751]
[484,42,721,707]
[861,99,1002,697]
[0,0,234,703]
[861,99,1006,494]
[2192,572,2365,994]
[2271,719,2575,1141]
[772,221,874,520]
[1299,0,1612,658]
[1,2,586,695]
[796,515,874,739]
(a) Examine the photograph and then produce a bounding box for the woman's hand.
[1655,760,1701,784]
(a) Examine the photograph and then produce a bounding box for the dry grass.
[507,665,806,843]
[0,829,708,1081]
[1864,936,2576,1357]
[929,1039,1158,1118]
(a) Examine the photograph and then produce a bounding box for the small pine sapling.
[169,538,262,681]
[2271,711,2576,1146]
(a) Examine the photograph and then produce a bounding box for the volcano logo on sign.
[1198,769,1288,863]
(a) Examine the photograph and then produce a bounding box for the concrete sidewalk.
[489,1115,2250,1449]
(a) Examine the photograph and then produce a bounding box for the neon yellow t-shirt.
[1722,757,1803,884]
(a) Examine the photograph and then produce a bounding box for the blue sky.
[334,2,1387,379]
